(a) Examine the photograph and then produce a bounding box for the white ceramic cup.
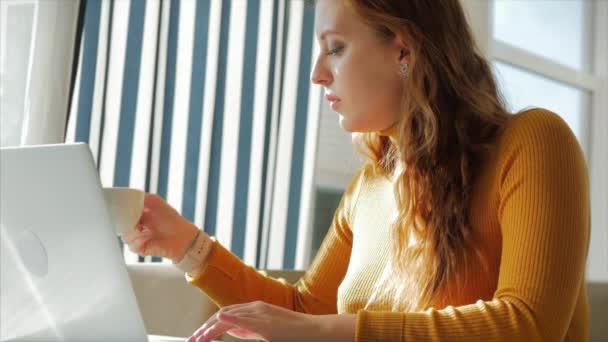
[103,187,145,236]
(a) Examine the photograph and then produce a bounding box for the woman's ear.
[399,49,411,64]
[393,33,412,64]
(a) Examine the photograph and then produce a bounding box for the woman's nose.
[310,59,332,86]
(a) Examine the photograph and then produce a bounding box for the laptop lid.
[0,143,148,342]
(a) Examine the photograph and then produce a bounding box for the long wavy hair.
[345,0,512,311]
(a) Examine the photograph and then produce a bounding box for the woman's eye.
[326,45,344,56]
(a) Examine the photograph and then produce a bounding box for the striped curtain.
[65,0,322,270]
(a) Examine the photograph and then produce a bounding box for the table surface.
[148,334,186,341]
[148,335,222,342]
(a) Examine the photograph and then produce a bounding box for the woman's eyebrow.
[318,29,342,40]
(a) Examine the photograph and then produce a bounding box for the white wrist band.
[173,230,214,273]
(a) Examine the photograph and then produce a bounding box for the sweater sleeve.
[355,110,590,341]
[186,166,366,314]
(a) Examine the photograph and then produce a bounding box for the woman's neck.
[378,120,400,144]
[377,120,403,182]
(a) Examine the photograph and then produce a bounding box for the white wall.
[0,0,80,147]
[21,0,80,145]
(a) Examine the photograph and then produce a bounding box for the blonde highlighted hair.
[345,0,511,311]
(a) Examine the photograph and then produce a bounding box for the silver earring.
[399,63,409,79]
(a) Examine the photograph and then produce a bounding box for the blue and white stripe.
[66,0,322,270]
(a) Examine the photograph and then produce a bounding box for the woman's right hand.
[121,193,200,263]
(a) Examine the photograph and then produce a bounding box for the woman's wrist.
[315,314,356,342]
[173,222,201,263]
[186,233,215,276]
[175,228,215,275]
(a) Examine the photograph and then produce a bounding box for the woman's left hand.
[186,301,355,342]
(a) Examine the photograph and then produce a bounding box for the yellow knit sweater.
[188,109,590,341]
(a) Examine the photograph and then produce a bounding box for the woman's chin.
[338,116,355,132]
[338,116,369,133]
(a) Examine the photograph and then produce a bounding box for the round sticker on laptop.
[15,229,49,278]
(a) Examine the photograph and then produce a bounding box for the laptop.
[0,143,184,342]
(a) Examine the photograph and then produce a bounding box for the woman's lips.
[325,94,341,110]
[330,100,341,111]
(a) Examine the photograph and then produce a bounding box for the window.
[493,0,590,71]
[492,61,590,144]
[491,0,597,153]
[490,0,608,281]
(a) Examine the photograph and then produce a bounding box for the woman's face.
[311,0,409,133]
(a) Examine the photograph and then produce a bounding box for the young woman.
[123,0,590,341]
